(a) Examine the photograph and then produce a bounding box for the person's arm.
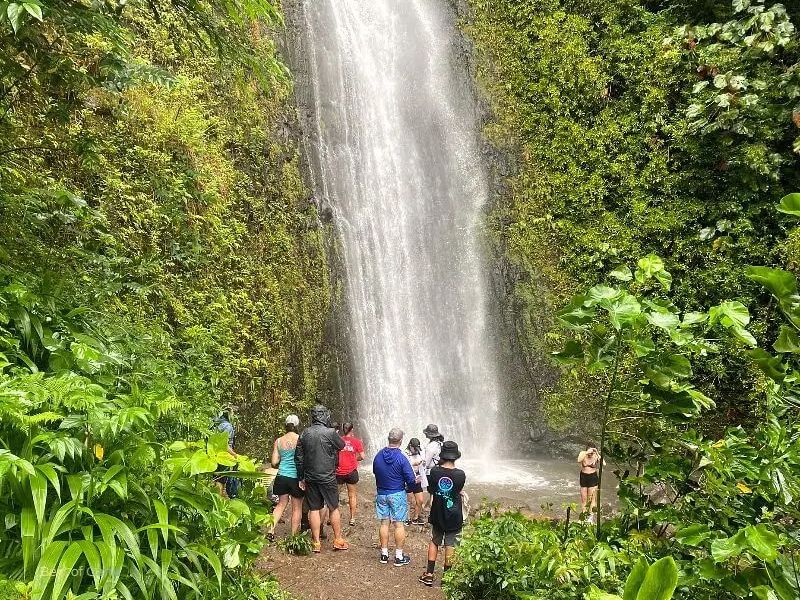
[333,431,346,451]
[295,434,305,481]
[402,453,417,488]
[271,439,280,468]
[426,472,436,495]
[356,439,365,461]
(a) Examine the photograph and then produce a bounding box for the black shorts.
[580,471,599,488]
[336,470,359,485]
[406,481,423,494]
[305,479,339,511]
[273,475,304,498]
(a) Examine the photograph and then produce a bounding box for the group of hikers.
[268,404,465,587]
[213,404,603,586]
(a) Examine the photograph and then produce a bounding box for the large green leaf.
[188,450,218,475]
[746,266,797,302]
[635,556,678,600]
[711,530,747,562]
[777,192,800,217]
[675,524,712,546]
[603,293,641,331]
[745,524,779,561]
[750,349,787,382]
[646,311,680,331]
[644,354,692,388]
[51,542,85,600]
[709,301,750,328]
[773,326,800,353]
[30,472,48,526]
[622,557,648,600]
[635,254,672,290]
[31,541,67,600]
[552,340,584,364]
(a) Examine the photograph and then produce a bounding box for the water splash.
[299,0,501,455]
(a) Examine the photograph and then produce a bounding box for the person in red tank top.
[336,423,365,526]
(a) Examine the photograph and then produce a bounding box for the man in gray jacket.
[295,404,348,552]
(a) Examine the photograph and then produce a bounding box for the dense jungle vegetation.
[0,0,328,598]
[444,0,800,598]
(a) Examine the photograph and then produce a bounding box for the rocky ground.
[258,494,444,600]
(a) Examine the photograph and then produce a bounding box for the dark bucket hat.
[407,437,421,450]
[423,423,440,439]
[439,441,461,461]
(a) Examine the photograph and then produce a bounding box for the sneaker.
[411,518,425,526]
[380,553,389,564]
[404,520,411,526]
[312,541,322,554]
[418,572,434,587]
[394,554,411,567]
[332,538,349,551]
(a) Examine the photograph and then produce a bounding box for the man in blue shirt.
[213,409,239,497]
[373,427,417,566]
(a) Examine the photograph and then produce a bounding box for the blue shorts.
[375,491,408,522]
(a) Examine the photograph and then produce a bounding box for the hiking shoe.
[404,519,412,526]
[349,519,356,526]
[418,572,434,587]
[380,553,389,564]
[312,541,322,554]
[332,538,349,551]
[411,518,425,526]
[394,554,411,567]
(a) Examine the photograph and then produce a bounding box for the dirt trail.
[258,495,444,600]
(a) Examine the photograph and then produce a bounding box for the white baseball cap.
[285,414,300,427]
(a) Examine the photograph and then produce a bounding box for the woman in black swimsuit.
[577,445,601,523]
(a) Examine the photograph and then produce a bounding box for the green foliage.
[0,278,281,600]
[276,532,312,556]
[0,0,331,454]
[467,0,800,432]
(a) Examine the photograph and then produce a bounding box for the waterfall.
[297,0,501,455]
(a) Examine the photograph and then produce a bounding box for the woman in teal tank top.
[269,415,304,540]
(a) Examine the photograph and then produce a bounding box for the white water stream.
[300,0,501,454]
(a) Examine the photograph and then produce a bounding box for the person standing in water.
[419,441,466,587]
[577,445,602,523]
[336,422,365,526]
[404,437,426,525]
[269,414,304,541]
[295,405,349,552]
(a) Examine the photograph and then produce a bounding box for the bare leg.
[580,486,588,513]
[330,507,344,540]
[379,519,390,549]
[414,492,424,521]
[289,496,303,534]
[346,484,358,523]
[308,509,321,544]
[427,541,438,563]
[588,485,599,522]
[393,521,407,554]
[271,494,289,534]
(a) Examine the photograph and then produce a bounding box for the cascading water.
[297,0,502,455]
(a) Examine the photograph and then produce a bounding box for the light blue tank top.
[277,444,298,478]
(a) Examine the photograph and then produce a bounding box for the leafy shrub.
[276,532,313,556]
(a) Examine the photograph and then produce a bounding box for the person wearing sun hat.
[422,423,444,476]
[418,440,466,588]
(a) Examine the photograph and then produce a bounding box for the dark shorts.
[580,471,599,488]
[305,479,339,511]
[336,470,360,485]
[406,481,423,494]
[273,475,304,498]
[431,526,461,547]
